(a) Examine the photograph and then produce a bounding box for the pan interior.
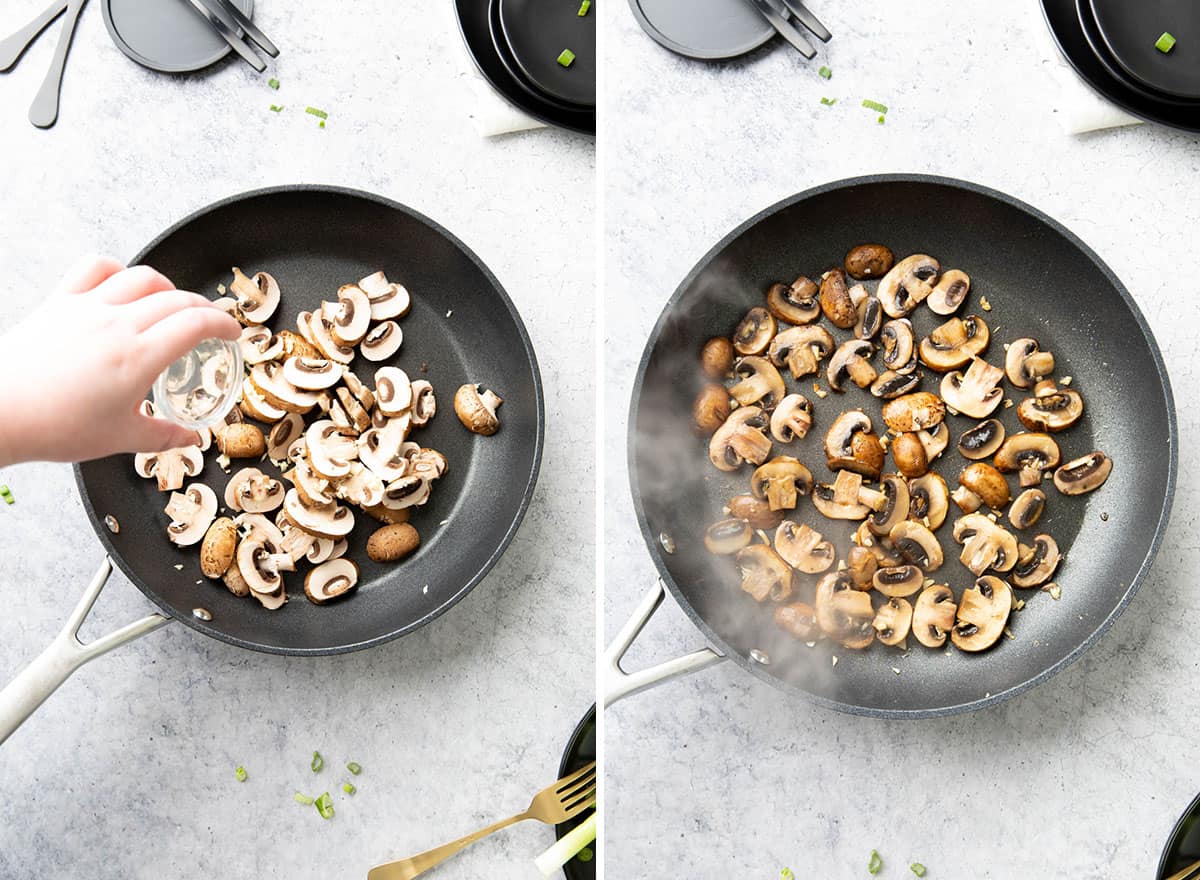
[77,187,543,654]
[631,177,1174,715]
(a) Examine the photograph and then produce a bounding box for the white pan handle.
[0,557,171,746]
[603,579,725,708]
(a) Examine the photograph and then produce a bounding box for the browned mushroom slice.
[704,518,754,555]
[889,520,943,571]
[926,269,970,315]
[812,470,875,520]
[819,268,858,329]
[360,320,403,362]
[994,432,1061,487]
[866,474,910,536]
[775,602,820,641]
[917,423,950,462]
[854,520,905,567]
[729,356,786,408]
[878,254,940,318]
[815,571,875,648]
[824,410,884,479]
[918,314,990,372]
[1010,534,1061,588]
[1053,451,1112,495]
[952,462,1011,513]
[891,432,929,479]
[701,337,735,379]
[766,276,820,325]
[768,326,835,380]
[853,287,883,341]
[881,391,945,433]
[775,521,835,573]
[958,419,1006,461]
[708,407,772,472]
[873,597,913,647]
[827,339,877,392]
[870,370,921,400]
[735,544,794,603]
[1017,380,1084,432]
[951,576,1012,652]
[941,357,1004,419]
[229,267,281,323]
[1005,338,1055,389]
[872,564,924,598]
[1008,488,1047,530]
[769,394,813,443]
[751,456,813,511]
[304,558,360,605]
[908,473,950,530]
[844,243,895,280]
[913,584,957,648]
[879,319,917,373]
[727,493,784,529]
[846,546,878,589]
[732,306,777,356]
[164,483,218,547]
[692,384,731,435]
[952,513,1019,575]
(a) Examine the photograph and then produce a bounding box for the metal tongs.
[182,0,279,73]
[743,0,831,59]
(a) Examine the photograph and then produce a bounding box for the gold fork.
[1167,858,1200,880]
[367,761,597,880]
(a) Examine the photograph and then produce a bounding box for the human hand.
[0,256,241,466]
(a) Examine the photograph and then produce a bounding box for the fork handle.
[366,812,530,880]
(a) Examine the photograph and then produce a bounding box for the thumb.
[129,414,201,453]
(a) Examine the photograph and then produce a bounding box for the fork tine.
[561,786,597,818]
[558,768,596,799]
[553,761,596,793]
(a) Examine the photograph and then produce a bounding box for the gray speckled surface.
[604,2,1199,877]
[0,2,593,878]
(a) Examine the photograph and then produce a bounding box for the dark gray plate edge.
[102,0,254,74]
[555,704,597,880]
[626,172,1178,720]
[72,183,546,657]
[1088,0,1200,100]
[497,0,595,108]
[625,0,774,61]
[1158,791,1200,878]
[488,0,586,113]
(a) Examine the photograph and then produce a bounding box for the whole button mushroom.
[727,493,784,530]
[819,269,858,329]
[200,517,238,578]
[692,384,731,435]
[844,243,895,280]
[700,337,735,379]
[366,523,421,563]
[454,384,504,436]
[891,432,929,479]
[953,462,1011,513]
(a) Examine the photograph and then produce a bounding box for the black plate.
[76,185,544,655]
[499,0,595,108]
[1042,0,1200,132]
[630,174,1176,718]
[556,705,597,880]
[104,0,254,73]
[456,0,594,135]
[488,0,580,113]
[1076,0,1199,107]
[627,0,774,60]
[1160,792,1200,877]
[1091,0,1200,99]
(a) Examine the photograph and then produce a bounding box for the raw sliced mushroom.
[279,329,321,360]
[866,473,910,536]
[913,584,957,648]
[1008,488,1047,530]
[994,432,1061,487]
[873,597,913,647]
[768,325,834,379]
[237,537,287,609]
[769,394,813,443]
[357,427,412,482]
[250,362,322,413]
[229,268,281,323]
[282,356,341,391]
[164,483,218,547]
[241,377,288,423]
[953,462,1011,513]
[381,474,432,510]
[693,384,731,435]
[951,576,1012,652]
[958,419,1006,461]
[815,570,875,648]
[735,544,794,603]
[766,277,820,325]
[1005,338,1055,389]
[410,380,437,426]
[879,319,916,373]
[891,432,929,479]
[751,456,814,511]
[341,369,376,411]
[304,558,360,605]
[775,602,820,641]
[844,243,895,280]
[704,518,754,555]
[709,407,772,472]
[908,473,950,530]
[774,521,835,573]
[877,254,940,318]
[727,494,784,530]
[926,269,970,315]
[889,520,943,571]
[454,383,503,435]
[238,325,284,365]
[819,268,857,329]
[812,470,875,520]
[846,546,878,589]
[881,391,945,433]
[283,489,355,539]
[824,410,884,479]
[309,314,357,364]
[953,513,1019,575]
[375,367,414,417]
[267,413,305,461]
[135,445,204,492]
[869,369,921,399]
[729,357,786,408]
[306,421,357,481]
[827,339,877,392]
[336,462,386,508]
[940,357,1004,419]
[701,337,735,379]
[223,467,284,514]
[873,564,923,598]
[358,271,412,321]
[1017,380,1084,433]
[918,315,990,372]
[1010,534,1061,587]
[335,386,372,432]
[360,320,403,362]
[328,285,372,346]
[1053,451,1112,495]
[289,457,336,510]
[732,307,777,356]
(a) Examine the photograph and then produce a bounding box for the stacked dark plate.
[1043,0,1200,131]
[456,0,596,135]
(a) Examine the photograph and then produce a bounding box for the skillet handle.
[603,579,725,709]
[0,557,170,746]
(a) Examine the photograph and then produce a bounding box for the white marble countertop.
[0,2,593,878]
[604,2,1200,877]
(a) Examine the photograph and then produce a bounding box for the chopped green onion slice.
[268,77,280,89]
[269,104,283,112]
[294,792,314,805]
[314,791,335,819]
[557,49,576,67]
[577,0,590,15]
[311,751,324,772]
[869,850,883,875]
[578,848,594,863]
[319,120,326,129]
[305,106,329,120]
[347,762,362,775]
[911,864,927,877]
[1156,31,1176,53]
[342,782,357,795]
[862,99,888,114]
[234,766,247,782]
[820,97,837,106]
[781,870,795,880]
[878,115,885,124]
[818,65,832,79]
